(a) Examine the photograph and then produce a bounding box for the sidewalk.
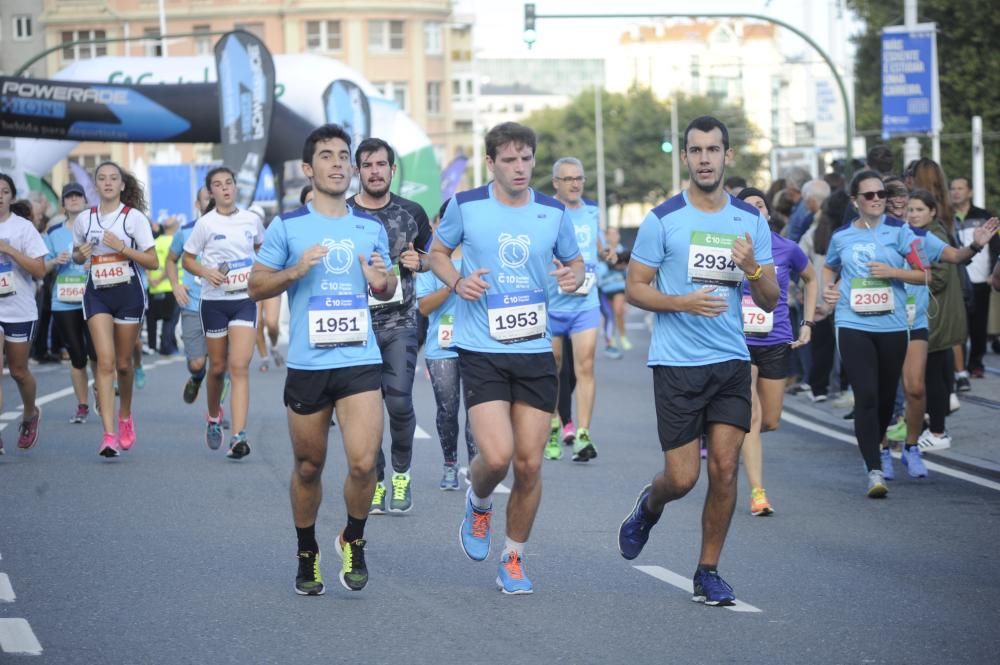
[781,357,1000,480]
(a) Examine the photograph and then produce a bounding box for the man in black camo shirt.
[348,137,433,514]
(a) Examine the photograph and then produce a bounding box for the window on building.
[73,154,112,174]
[61,30,108,61]
[13,15,33,41]
[427,81,442,114]
[193,25,213,56]
[143,28,162,57]
[373,81,408,111]
[424,22,442,55]
[235,23,265,41]
[305,20,341,52]
[369,20,405,52]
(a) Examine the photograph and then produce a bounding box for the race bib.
[560,263,596,296]
[742,295,773,335]
[850,278,894,315]
[307,294,369,348]
[221,258,253,294]
[438,313,455,348]
[906,294,916,327]
[56,274,87,303]
[91,253,131,289]
[688,232,743,285]
[368,265,403,308]
[0,260,14,297]
[487,289,547,343]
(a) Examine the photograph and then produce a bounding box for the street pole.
[594,84,607,230]
[902,0,921,166]
[971,116,985,208]
[158,0,169,57]
[670,90,680,194]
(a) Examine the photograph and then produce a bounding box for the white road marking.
[0,573,14,602]
[0,618,43,655]
[0,412,19,421]
[414,425,431,439]
[780,411,1000,492]
[634,565,762,613]
[458,466,511,494]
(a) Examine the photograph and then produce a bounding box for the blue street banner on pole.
[149,164,195,226]
[880,23,940,136]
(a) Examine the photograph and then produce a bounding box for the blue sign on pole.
[881,24,939,136]
[149,164,195,226]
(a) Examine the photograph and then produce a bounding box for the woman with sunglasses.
[736,188,817,516]
[73,162,158,457]
[824,171,998,496]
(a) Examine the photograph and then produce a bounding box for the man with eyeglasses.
[542,157,615,463]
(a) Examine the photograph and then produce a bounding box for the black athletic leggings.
[375,326,418,481]
[52,309,95,369]
[925,348,953,434]
[838,327,908,472]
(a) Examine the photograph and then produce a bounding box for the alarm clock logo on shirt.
[498,233,531,269]
[322,238,355,274]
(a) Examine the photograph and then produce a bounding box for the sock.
[504,537,525,557]
[577,427,588,437]
[956,370,969,379]
[343,514,367,543]
[697,563,718,574]
[550,416,561,431]
[904,443,917,451]
[296,524,318,553]
[191,367,206,382]
[467,485,492,511]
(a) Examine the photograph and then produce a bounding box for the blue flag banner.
[880,23,940,136]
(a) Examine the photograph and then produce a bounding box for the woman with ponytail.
[72,161,158,457]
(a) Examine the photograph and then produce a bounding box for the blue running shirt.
[435,184,580,354]
[547,199,601,312]
[903,225,947,331]
[631,191,773,367]
[825,216,937,333]
[416,258,462,360]
[170,221,202,313]
[256,203,391,370]
[45,223,87,312]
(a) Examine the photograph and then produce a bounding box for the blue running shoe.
[206,416,224,450]
[618,484,658,560]
[134,366,146,391]
[496,550,533,595]
[901,446,928,478]
[881,448,895,480]
[459,489,492,561]
[692,569,735,606]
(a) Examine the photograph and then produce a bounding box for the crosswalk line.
[0,618,43,655]
[634,565,762,613]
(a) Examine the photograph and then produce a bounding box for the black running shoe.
[338,537,368,591]
[295,550,325,596]
[182,377,202,404]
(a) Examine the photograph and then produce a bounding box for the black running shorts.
[748,342,790,380]
[458,349,558,413]
[283,364,382,415]
[652,360,752,451]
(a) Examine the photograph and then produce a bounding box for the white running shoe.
[832,391,854,408]
[949,393,960,414]
[917,429,952,452]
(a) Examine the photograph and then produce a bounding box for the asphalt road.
[2,328,999,664]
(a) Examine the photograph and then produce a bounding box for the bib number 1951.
[307,295,369,347]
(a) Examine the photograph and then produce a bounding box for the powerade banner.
[0,77,215,142]
[215,31,275,208]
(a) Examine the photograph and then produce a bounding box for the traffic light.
[660,131,673,153]
[524,4,537,47]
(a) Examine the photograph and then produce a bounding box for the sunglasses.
[858,190,888,201]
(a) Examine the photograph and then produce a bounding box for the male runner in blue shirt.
[429,122,584,594]
[250,124,396,597]
[617,116,779,606]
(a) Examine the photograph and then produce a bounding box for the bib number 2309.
[487,289,546,343]
[850,278,893,315]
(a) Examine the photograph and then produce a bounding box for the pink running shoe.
[118,415,136,451]
[99,432,120,458]
[561,422,576,446]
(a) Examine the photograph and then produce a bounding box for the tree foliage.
[521,86,765,207]
[849,0,1000,207]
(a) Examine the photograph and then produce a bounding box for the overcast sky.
[452,0,866,66]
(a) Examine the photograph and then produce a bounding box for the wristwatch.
[800,320,815,328]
